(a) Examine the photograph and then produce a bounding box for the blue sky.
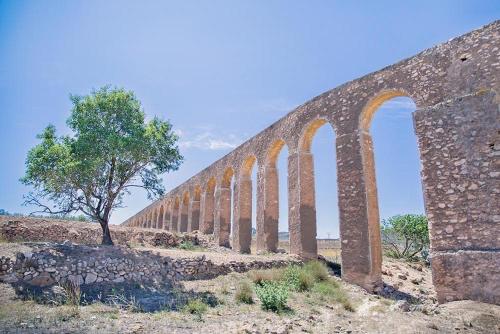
[0,1,498,238]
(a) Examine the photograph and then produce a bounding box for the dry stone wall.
[0,243,302,288]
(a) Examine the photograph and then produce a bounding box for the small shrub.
[297,270,315,292]
[283,265,315,292]
[303,261,329,281]
[235,281,254,304]
[178,241,196,250]
[183,299,208,321]
[255,281,289,312]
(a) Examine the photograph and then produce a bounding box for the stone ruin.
[122,21,500,305]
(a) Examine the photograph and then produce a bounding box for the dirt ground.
[1,241,499,334]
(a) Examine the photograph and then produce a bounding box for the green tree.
[381,214,429,259]
[21,86,183,245]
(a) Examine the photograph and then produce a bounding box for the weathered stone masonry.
[123,21,500,304]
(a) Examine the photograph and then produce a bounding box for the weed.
[183,299,208,321]
[60,280,81,307]
[255,281,289,312]
[178,241,196,250]
[311,280,354,312]
[283,265,315,292]
[303,261,329,281]
[220,283,230,295]
[235,281,254,304]
[107,293,141,312]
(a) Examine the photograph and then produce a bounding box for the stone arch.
[222,167,234,188]
[359,89,415,131]
[299,118,334,152]
[335,89,420,288]
[193,185,202,201]
[254,139,289,253]
[293,117,338,258]
[241,155,256,177]
[266,139,286,167]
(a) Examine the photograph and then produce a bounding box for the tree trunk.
[100,220,114,245]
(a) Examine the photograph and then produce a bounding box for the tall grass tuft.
[235,281,254,304]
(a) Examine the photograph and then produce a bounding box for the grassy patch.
[178,241,196,250]
[182,299,208,321]
[177,240,205,251]
[249,261,354,313]
[311,280,354,312]
[235,281,254,304]
[0,232,7,243]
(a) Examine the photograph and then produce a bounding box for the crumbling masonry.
[123,21,500,305]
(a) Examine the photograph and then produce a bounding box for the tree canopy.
[21,86,183,244]
[381,214,429,259]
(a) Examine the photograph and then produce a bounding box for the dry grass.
[235,281,254,304]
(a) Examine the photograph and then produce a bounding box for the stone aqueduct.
[123,21,500,305]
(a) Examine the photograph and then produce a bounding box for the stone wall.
[0,243,302,288]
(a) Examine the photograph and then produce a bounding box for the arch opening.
[257,139,289,253]
[363,94,426,275]
[303,119,340,265]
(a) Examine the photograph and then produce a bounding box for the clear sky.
[1,1,498,238]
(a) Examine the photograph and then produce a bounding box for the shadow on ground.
[12,280,218,313]
[320,257,342,277]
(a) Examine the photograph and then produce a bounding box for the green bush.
[178,241,196,250]
[235,281,254,304]
[381,214,429,260]
[282,265,301,290]
[183,299,208,321]
[255,281,289,312]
